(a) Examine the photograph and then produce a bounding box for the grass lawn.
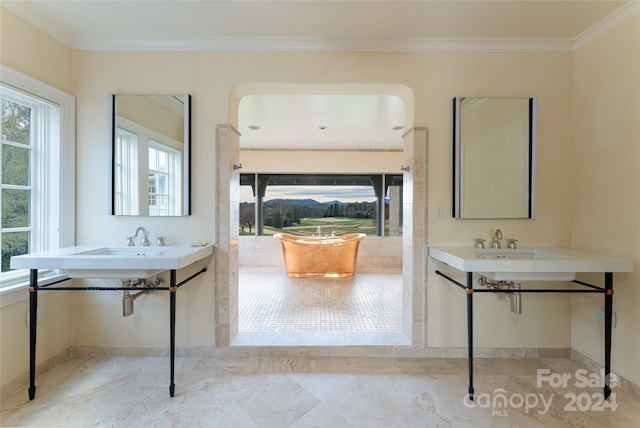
[241,217,387,236]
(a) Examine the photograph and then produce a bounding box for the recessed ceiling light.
[248,125,260,130]
[392,125,404,131]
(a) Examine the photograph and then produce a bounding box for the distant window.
[239,173,402,237]
[115,128,139,215]
[148,141,180,216]
[116,118,182,216]
[0,67,75,289]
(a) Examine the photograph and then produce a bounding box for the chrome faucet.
[130,226,150,246]
[491,229,502,249]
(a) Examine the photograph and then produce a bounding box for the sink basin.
[10,244,214,278]
[473,248,569,260]
[72,246,170,257]
[428,246,632,281]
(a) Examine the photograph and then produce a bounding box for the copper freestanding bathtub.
[273,233,366,278]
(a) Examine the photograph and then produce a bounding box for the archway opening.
[217,83,420,347]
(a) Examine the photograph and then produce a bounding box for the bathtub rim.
[273,232,366,247]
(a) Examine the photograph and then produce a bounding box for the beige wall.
[0,8,73,389]
[2,6,638,389]
[117,95,184,142]
[70,52,218,350]
[0,293,71,389]
[240,150,402,174]
[0,7,72,93]
[571,15,640,386]
[71,49,574,351]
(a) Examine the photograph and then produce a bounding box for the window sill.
[0,273,70,308]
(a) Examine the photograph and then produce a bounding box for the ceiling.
[238,93,406,150]
[3,1,634,150]
[2,1,631,51]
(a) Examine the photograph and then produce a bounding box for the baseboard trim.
[68,344,569,359]
[1,347,71,398]
[571,349,640,397]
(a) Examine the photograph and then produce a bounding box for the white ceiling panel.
[238,94,405,149]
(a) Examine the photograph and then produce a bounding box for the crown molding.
[573,0,640,50]
[73,36,575,53]
[5,1,638,53]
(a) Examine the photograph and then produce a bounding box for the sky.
[240,185,377,203]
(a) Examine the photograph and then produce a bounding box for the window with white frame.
[0,66,75,290]
[115,118,182,216]
[114,128,140,215]
[148,141,180,216]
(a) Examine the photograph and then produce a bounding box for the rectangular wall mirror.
[109,94,191,216]
[453,96,536,219]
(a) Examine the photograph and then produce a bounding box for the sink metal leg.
[437,268,617,401]
[28,269,38,400]
[604,272,613,400]
[466,272,474,401]
[169,270,177,397]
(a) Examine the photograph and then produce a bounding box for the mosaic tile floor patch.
[239,267,402,332]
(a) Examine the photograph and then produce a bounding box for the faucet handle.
[126,236,135,246]
[507,239,518,249]
[473,238,486,249]
[157,236,166,246]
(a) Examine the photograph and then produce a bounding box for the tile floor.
[2,355,638,427]
[5,267,636,426]
[235,267,408,346]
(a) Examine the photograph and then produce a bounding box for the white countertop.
[428,246,632,281]
[10,244,214,278]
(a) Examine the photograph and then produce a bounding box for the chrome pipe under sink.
[122,278,163,317]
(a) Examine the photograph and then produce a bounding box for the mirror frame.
[108,94,191,216]
[452,96,537,219]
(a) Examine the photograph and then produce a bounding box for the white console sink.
[10,244,214,278]
[428,246,632,281]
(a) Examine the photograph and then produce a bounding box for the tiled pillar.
[402,127,428,347]
[215,125,240,346]
[389,186,402,236]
